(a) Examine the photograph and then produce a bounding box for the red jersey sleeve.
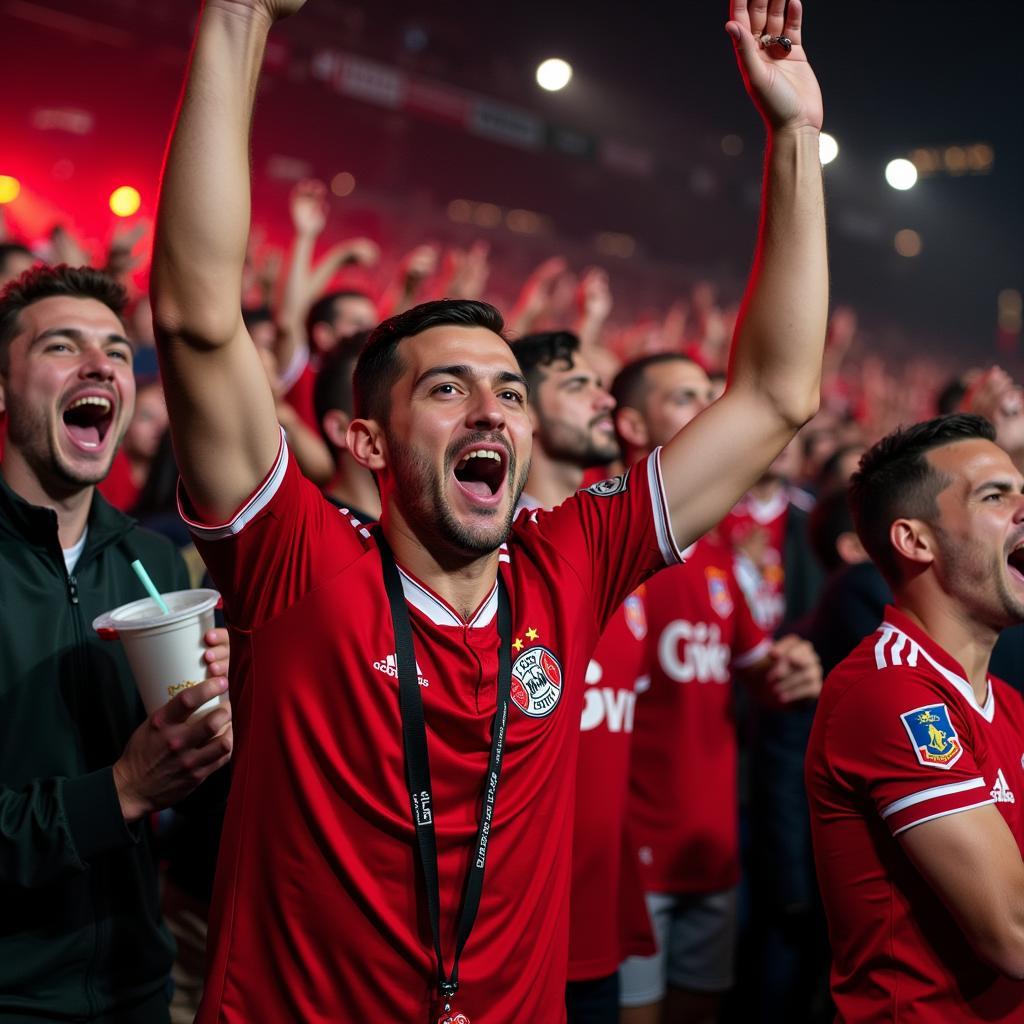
[514,448,684,633]
[177,432,367,629]
[825,668,993,837]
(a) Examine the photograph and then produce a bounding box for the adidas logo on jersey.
[991,769,1016,804]
[373,653,429,687]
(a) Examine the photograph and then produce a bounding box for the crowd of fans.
[2,4,1022,1020]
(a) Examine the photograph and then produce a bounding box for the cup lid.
[93,588,221,636]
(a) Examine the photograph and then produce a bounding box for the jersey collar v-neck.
[877,605,996,723]
[394,542,510,629]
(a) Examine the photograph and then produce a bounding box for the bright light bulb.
[885,158,918,191]
[819,132,838,165]
[109,185,141,217]
[536,58,572,92]
[0,175,21,204]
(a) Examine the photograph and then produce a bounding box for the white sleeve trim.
[732,638,772,670]
[648,447,685,566]
[178,428,289,541]
[880,777,987,819]
[891,798,996,836]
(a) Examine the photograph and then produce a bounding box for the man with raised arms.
[150,1,826,1020]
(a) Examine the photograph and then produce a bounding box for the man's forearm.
[729,125,827,427]
[151,5,272,346]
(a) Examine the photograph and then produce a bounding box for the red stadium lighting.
[0,175,22,205]
[109,185,141,217]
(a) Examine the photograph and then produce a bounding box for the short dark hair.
[0,264,126,374]
[935,375,968,416]
[352,298,506,422]
[314,331,369,453]
[848,413,996,585]
[610,353,698,412]
[305,289,375,344]
[242,304,273,331]
[809,487,855,572]
[511,331,578,394]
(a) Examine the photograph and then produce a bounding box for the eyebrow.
[34,326,135,350]
[558,372,599,389]
[971,479,1024,496]
[413,364,528,391]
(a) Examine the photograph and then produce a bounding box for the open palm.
[728,0,823,132]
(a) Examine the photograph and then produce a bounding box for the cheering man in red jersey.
[512,330,655,1023]
[150,1,827,1020]
[807,414,1024,1021]
[612,353,821,1024]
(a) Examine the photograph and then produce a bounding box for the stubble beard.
[541,412,620,471]
[388,434,528,557]
[934,525,1024,630]
[5,393,118,495]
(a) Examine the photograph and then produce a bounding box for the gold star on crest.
[513,637,524,652]
[525,627,539,641]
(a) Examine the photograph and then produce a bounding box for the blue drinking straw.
[130,559,171,615]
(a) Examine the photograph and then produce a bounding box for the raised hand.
[401,244,440,286]
[210,0,306,24]
[726,0,823,133]
[961,366,1024,463]
[290,179,328,238]
[577,267,613,324]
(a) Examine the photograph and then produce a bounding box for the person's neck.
[897,581,998,703]
[325,455,382,520]
[1,449,93,549]
[524,449,584,509]
[749,475,784,504]
[383,507,500,622]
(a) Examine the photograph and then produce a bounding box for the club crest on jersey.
[899,703,963,770]
[624,592,648,641]
[511,645,563,718]
[705,567,734,619]
[583,472,629,497]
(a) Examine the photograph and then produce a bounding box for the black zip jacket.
[0,476,189,1022]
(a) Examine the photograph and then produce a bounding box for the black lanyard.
[375,533,513,1011]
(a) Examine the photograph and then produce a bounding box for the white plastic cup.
[93,589,223,718]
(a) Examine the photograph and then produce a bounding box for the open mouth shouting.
[1007,541,1024,586]
[451,443,510,509]
[61,391,117,454]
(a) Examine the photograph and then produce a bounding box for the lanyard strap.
[376,533,512,1003]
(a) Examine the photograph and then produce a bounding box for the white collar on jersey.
[875,621,995,723]
[397,554,508,629]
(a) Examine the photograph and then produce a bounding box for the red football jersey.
[569,586,651,980]
[627,535,770,894]
[720,486,798,631]
[807,606,1024,1022]
[181,436,683,1023]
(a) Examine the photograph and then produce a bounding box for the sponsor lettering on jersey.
[705,566,734,619]
[373,652,430,687]
[992,768,1016,804]
[581,659,638,733]
[899,703,963,770]
[511,644,563,718]
[657,620,730,684]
